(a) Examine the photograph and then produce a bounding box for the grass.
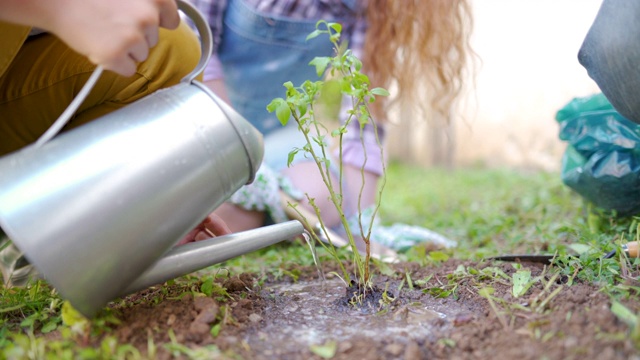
[382,164,586,259]
[2,162,640,356]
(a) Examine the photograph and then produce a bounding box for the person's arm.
[0,0,180,76]
[177,213,233,245]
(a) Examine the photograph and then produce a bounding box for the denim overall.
[217,0,357,170]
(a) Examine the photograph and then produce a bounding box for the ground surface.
[106,259,639,360]
[3,167,640,359]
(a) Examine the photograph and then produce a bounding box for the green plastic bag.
[557,93,640,216]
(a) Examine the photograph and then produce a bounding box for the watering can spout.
[121,220,304,297]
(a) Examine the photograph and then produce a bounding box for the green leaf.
[276,103,292,126]
[587,210,601,233]
[266,98,284,113]
[358,113,369,127]
[309,57,331,77]
[351,56,362,71]
[41,319,59,333]
[101,336,117,356]
[328,22,342,34]
[287,149,299,166]
[303,143,312,153]
[297,103,308,118]
[512,270,532,298]
[414,274,433,287]
[312,135,327,148]
[453,264,467,275]
[611,300,638,328]
[78,348,100,358]
[201,277,214,297]
[424,287,452,298]
[353,72,370,86]
[428,251,449,263]
[438,338,456,348]
[19,314,36,328]
[370,87,390,96]
[306,29,324,41]
[405,271,414,290]
[568,243,592,255]
[210,323,222,337]
[310,340,337,359]
[61,301,90,332]
[478,287,495,297]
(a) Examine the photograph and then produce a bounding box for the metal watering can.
[0,1,303,317]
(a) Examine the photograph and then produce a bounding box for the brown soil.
[103,260,639,360]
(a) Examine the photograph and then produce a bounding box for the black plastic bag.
[557,93,640,216]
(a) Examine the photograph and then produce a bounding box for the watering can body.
[0,2,275,317]
[0,82,264,316]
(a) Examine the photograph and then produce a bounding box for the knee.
[140,21,203,90]
[578,0,640,122]
[578,0,640,81]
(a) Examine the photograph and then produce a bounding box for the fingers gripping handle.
[34,1,211,147]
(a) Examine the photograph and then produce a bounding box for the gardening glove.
[342,206,456,252]
[227,164,304,224]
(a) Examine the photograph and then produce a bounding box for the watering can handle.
[177,0,213,83]
[34,0,211,147]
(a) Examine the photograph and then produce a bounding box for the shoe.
[0,230,39,287]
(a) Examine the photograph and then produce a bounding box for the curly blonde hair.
[363,0,474,123]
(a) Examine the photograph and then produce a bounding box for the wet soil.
[105,260,639,359]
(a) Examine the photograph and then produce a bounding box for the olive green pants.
[0,21,201,155]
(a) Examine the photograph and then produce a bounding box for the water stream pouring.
[0,1,304,317]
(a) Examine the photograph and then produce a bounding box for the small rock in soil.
[194,309,217,324]
[453,313,474,327]
[403,341,421,360]
[384,343,404,356]
[249,313,262,323]
[338,341,353,352]
[188,322,210,335]
[193,296,216,311]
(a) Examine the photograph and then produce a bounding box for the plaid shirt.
[188,0,365,57]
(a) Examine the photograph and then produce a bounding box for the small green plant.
[165,329,223,359]
[199,276,233,302]
[610,300,640,343]
[478,287,510,330]
[511,269,534,298]
[0,280,62,334]
[267,21,389,291]
[309,340,338,359]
